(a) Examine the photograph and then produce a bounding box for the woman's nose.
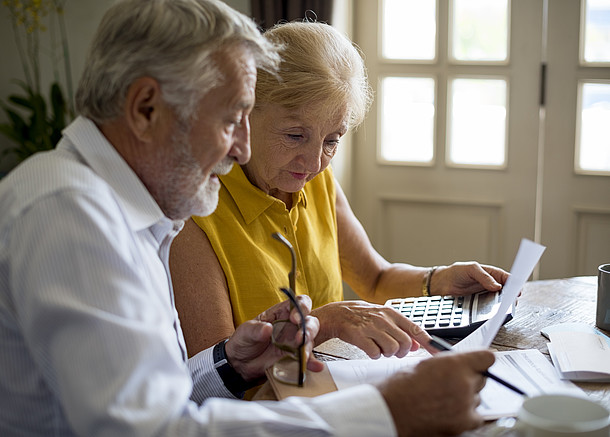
[301,141,323,173]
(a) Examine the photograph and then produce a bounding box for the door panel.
[541,0,610,278]
[351,0,544,272]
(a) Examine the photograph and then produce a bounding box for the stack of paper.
[327,348,584,419]
[544,323,610,382]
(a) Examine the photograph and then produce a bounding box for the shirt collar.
[62,116,171,232]
[220,165,307,225]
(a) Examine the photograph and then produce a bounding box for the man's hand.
[225,295,324,382]
[312,300,435,358]
[377,350,495,437]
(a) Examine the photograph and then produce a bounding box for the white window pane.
[451,0,508,62]
[583,0,610,63]
[379,77,435,163]
[577,82,610,173]
[382,0,436,60]
[448,78,507,166]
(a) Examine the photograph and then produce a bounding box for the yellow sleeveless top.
[192,165,343,326]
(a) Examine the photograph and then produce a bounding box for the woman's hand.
[312,300,435,359]
[431,262,509,297]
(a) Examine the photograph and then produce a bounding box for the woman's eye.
[287,134,303,141]
[323,140,339,156]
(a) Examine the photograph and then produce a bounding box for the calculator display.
[471,291,502,322]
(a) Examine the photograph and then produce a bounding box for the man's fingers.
[463,349,496,374]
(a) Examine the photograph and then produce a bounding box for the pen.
[429,335,528,397]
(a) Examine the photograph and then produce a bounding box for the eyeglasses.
[270,232,306,387]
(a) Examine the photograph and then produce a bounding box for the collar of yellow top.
[219,165,308,225]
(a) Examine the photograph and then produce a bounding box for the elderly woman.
[170,21,509,360]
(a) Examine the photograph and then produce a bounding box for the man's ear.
[124,77,164,142]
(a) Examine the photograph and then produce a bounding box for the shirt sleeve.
[187,347,236,402]
[10,189,397,437]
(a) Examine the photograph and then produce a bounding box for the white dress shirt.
[0,116,396,437]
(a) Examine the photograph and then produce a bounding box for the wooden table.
[259,276,610,432]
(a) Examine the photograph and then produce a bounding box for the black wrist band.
[213,339,257,398]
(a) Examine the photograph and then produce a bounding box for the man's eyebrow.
[234,100,254,111]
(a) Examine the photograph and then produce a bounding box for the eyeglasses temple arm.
[271,232,297,295]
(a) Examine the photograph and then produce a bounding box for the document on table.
[453,238,546,352]
[326,239,566,420]
[545,323,610,382]
[327,349,584,420]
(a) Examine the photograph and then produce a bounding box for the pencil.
[429,335,528,397]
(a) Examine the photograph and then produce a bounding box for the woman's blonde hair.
[256,21,373,130]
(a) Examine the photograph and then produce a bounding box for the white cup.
[513,394,610,437]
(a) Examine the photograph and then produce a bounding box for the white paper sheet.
[453,238,546,352]
[547,326,610,382]
[478,349,583,419]
[327,349,584,420]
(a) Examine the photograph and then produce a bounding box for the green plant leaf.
[8,95,35,110]
[50,82,67,137]
[0,80,72,166]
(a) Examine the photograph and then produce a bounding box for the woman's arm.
[335,182,508,303]
[335,182,429,303]
[170,218,235,356]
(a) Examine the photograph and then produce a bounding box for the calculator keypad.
[386,295,469,330]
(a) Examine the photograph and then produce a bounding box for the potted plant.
[0,0,73,174]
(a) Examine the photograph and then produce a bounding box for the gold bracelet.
[422,266,438,297]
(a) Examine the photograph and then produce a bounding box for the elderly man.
[0,0,494,436]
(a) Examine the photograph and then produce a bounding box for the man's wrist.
[213,339,258,398]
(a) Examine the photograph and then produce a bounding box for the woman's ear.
[124,77,164,142]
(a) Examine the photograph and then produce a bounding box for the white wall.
[0,0,250,174]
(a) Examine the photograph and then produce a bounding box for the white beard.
[190,157,235,217]
[150,120,234,220]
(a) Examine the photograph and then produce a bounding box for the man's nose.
[229,117,251,165]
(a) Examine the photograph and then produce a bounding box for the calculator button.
[424,322,436,328]
[438,321,450,327]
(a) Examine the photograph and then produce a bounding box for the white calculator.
[385,291,513,338]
